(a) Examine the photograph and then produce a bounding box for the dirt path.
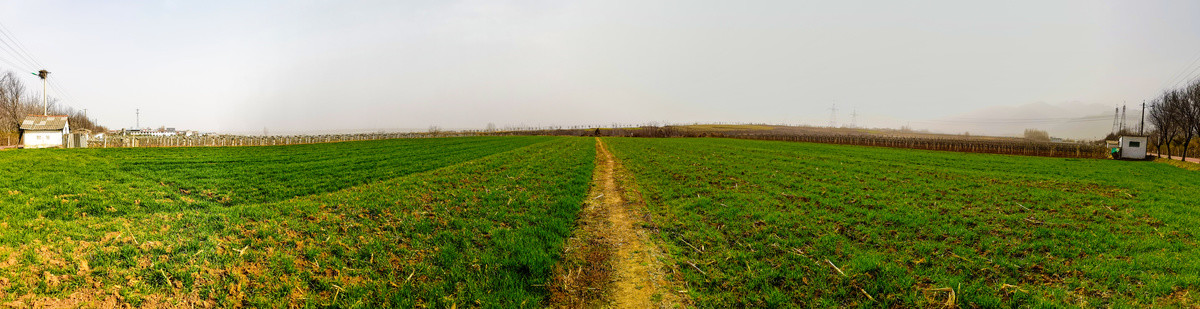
[550,138,686,308]
[1151,153,1200,163]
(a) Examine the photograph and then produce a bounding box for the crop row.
[0,137,549,221]
[0,136,595,307]
[106,136,549,206]
[603,137,1200,307]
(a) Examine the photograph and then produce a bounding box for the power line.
[49,78,89,114]
[47,79,79,108]
[0,30,40,71]
[0,21,44,68]
[1160,47,1200,91]
[47,79,75,100]
[0,36,38,71]
[0,22,82,105]
[0,20,90,118]
[1167,63,1200,90]
[0,53,32,72]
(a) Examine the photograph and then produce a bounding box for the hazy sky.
[1,0,1198,137]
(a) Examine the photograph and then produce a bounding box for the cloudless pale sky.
[1,0,1198,138]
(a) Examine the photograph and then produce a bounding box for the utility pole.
[1139,101,1145,135]
[828,104,838,128]
[36,70,49,115]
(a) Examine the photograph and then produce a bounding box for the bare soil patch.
[550,138,687,308]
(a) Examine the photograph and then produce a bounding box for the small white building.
[19,115,70,149]
[1117,136,1147,160]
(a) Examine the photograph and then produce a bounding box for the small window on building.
[1129,141,1140,148]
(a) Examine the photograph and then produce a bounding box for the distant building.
[1116,136,1147,160]
[19,115,70,149]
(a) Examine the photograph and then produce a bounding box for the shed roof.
[20,115,69,131]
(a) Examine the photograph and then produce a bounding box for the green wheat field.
[1,136,1197,307]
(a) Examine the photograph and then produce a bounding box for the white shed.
[1117,136,1147,160]
[19,115,70,149]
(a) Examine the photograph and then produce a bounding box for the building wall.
[1119,136,1147,159]
[22,131,64,149]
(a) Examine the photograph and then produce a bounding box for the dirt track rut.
[550,138,686,308]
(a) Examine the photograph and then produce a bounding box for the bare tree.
[1023,128,1050,141]
[0,71,27,134]
[1149,96,1180,158]
[1175,87,1199,160]
[1187,80,1200,160]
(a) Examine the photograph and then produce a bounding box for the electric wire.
[0,53,32,72]
[1160,46,1200,91]
[48,79,81,105]
[0,36,38,71]
[0,20,91,117]
[1167,63,1200,90]
[1173,67,1200,90]
[0,21,45,68]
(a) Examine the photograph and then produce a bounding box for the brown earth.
[549,138,687,308]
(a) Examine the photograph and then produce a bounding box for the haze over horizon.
[1,0,1198,139]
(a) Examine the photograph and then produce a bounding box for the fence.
[728,133,1109,159]
[530,126,1110,159]
[61,126,1114,159]
[92,132,491,148]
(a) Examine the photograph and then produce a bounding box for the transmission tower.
[1113,104,1123,133]
[850,109,858,128]
[829,104,838,127]
[1110,107,1119,134]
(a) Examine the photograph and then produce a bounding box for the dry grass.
[1157,157,1200,171]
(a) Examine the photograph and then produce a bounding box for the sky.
[0,0,1198,138]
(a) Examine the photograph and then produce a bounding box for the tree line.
[0,70,105,145]
[1147,78,1200,160]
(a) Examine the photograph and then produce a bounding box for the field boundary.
[517,125,1109,159]
[116,137,559,210]
[549,138,688,308]
[1156,157,1200,171]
